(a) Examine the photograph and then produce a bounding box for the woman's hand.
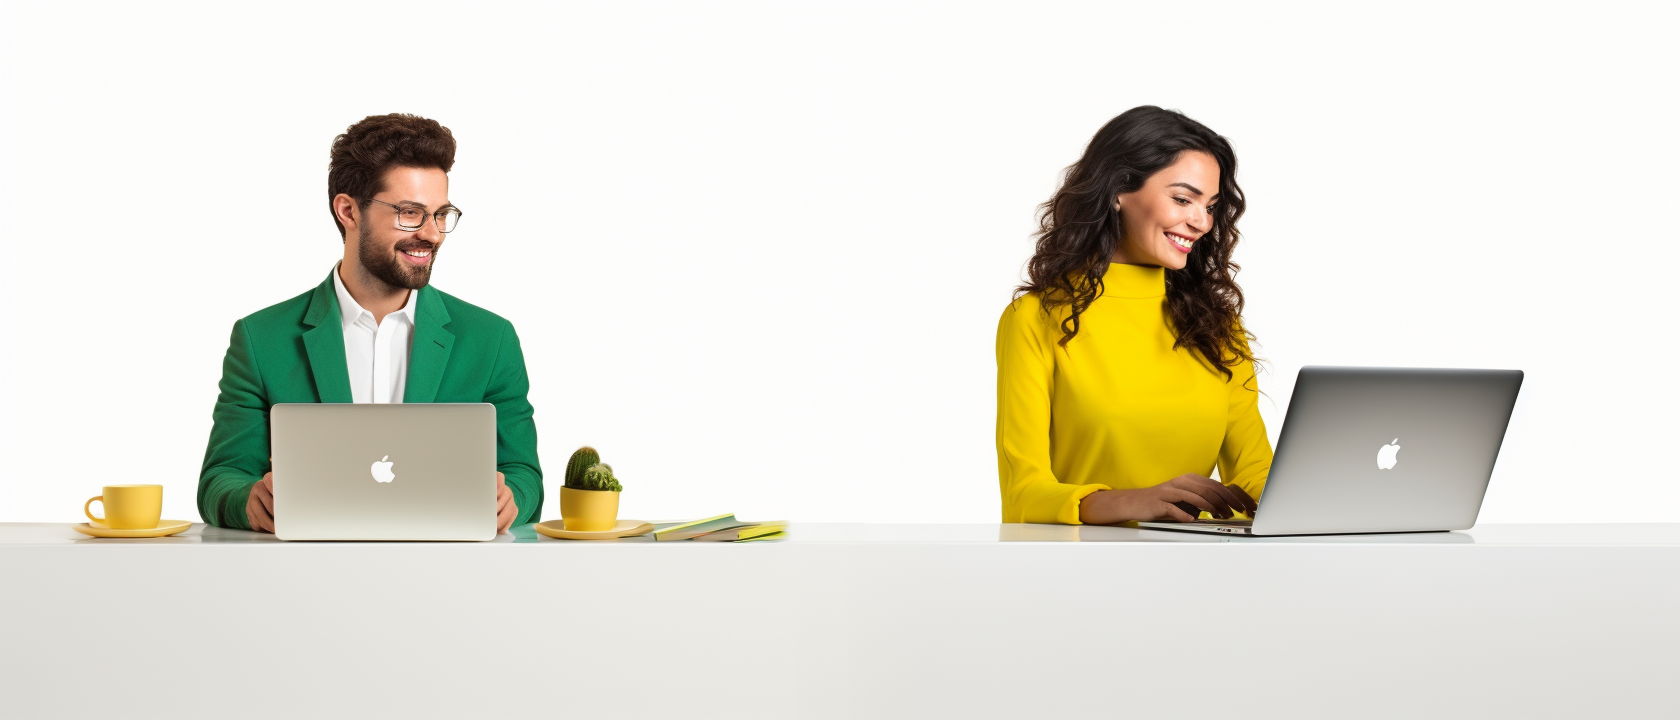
[1078,474,1258,525]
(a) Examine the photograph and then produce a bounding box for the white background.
[1,1,1675,525]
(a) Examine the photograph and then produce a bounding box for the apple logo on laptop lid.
[1376,439,1401,470]
[371,455,396,483]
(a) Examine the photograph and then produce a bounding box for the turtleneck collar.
[1098,262,1167,299]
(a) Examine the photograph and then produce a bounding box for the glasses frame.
[364,197,463,233]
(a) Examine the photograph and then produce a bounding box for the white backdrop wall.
[2,1,1674,525]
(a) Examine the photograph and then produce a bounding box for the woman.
[996,106,1270,525]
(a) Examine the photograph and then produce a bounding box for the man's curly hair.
[326,113,456,237]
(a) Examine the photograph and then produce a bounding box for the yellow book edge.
[736,522,787,541]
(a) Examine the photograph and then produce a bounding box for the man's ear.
[333,193,360,237]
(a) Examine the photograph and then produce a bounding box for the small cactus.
[564,446,600,487]
[575,463,622,492]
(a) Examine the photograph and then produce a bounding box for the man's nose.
[416,215,443,243]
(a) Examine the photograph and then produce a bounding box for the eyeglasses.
[365,198,463,233]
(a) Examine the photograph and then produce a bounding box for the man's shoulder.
[428,287,516,334]
[236,285,319,333]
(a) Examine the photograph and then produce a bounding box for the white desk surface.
[3,522,1676,719]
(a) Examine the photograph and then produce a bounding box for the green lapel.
[300,273,353,404]
[298,271,453,404]
[404,285,454,403]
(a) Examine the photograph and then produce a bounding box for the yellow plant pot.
[560,487,620,532]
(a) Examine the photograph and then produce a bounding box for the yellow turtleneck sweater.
[994,263,1272,524]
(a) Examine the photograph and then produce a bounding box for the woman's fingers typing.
[1162,487,1216,516]
[1159,501,1198,523]
[1078,481,1257,525]
[1170,475,1236,518]
[1225,484,1258,515]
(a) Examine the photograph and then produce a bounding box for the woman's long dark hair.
[1017,105,1255,380]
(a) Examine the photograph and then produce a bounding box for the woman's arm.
[1217,357,1274,505]
[995,297,1109,523]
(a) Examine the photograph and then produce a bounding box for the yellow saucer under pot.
[533,518,654,540]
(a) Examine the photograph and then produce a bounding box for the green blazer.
[197,271,544,530]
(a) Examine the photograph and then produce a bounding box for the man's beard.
[358,224,435,291]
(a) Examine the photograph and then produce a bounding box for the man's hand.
[1078,474,1258,525]
[496,472,517,534]
[246,473,276,533]
[248,471,516,534]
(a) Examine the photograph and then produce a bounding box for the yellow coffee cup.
[84,484,163,530]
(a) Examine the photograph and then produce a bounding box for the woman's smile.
[1110,149,1220,269]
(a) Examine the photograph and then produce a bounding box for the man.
[197,113,542,533]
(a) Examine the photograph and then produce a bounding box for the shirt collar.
[333,263,419,327]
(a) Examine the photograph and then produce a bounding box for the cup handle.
[85,496,105,525]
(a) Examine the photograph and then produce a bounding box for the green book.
[652,514,748,541]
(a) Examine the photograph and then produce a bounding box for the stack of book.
[652,514,786,542]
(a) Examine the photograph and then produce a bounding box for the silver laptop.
[1138,366,1522,537]
[271,403,497,541]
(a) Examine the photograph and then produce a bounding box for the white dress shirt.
[333,264,418,404]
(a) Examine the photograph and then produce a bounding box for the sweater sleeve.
[1216,354,1273,504]
[197,319,269,530]
[995,296,1109,524]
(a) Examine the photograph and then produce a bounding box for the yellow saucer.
[73,519,193,538]
[533,519,653,540]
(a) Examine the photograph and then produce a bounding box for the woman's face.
[1112,150,1221,270]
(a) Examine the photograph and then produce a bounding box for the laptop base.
[1136,520,1453,538]
[1137,520,1256,535]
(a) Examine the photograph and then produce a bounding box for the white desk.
[2,523,1676,719]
